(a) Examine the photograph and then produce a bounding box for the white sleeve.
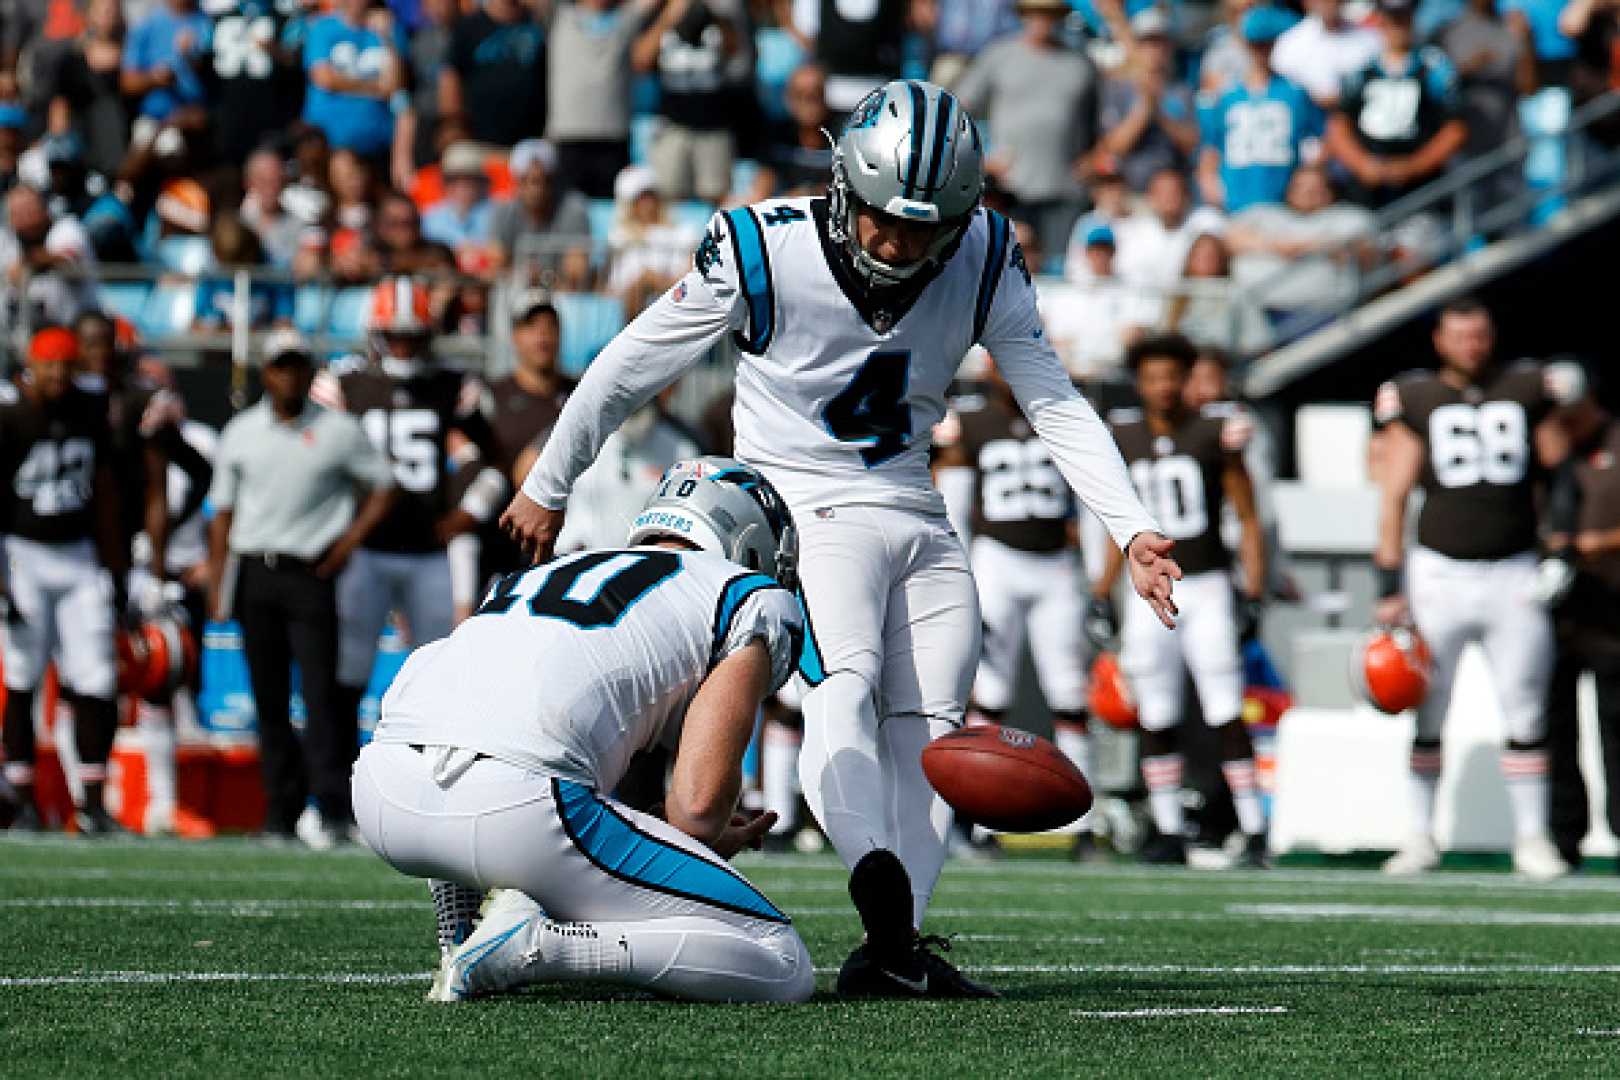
[519,216,746,509]
[980,245,1161,553]
[718,585,804,695]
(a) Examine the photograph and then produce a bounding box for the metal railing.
[1231,89,1620,352]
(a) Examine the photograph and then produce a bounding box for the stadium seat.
[552,292,626,377]
[139,282,197,338]
[586,198,617,265]
[755,27,804,123]
[292,285,333,335]
[96,281,151,325]
[671,200,715,235]
[155,235,216,276]
[328,287,372,338]
[1293,405,1372,488]
[630,114,661,167]
[731,158,760,200]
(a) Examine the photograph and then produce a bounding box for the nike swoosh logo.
[881,968,928,994]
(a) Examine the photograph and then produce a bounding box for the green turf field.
[4,836,1620,1077]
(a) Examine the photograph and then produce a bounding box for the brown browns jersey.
[1109,406,1232,576]
[487,373,574,476]
[1374,362,1554,559]
[0,381,112,545]
[954,395,1071,553]
[1571,419,1620,594]
[339,365,476,555]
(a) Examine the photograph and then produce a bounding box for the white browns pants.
[970,535,1086,713]
[352,741,813,1003]
[337,548,454,687]
[2,536,115,696]
[1119,569,1243,733]
[1407,546,1552,745]
[794,505,980,928]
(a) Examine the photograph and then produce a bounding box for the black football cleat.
[73,806,128,837]
[1241,832,1272,869]
[1139,834,1188,865]
[7,802,42,831]
[915,935,999,998]
[836,937,1000,999]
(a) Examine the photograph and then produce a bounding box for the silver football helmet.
[627,457,799,588]
[829,79,984,289]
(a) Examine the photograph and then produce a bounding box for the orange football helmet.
[1088,651,1139,730]
[1353,625,1432,714]
[367,275,432,335]
[117,609,199,703]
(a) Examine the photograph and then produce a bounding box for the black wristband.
[1375,565,1402,599]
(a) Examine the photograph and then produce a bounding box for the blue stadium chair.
[139,282,197,338]
[755,27,805,124]
[632,73,661,116]
[292,285,333,335]
[553,292,626,377]
[328,287,372,338]
[155,235,216,276]
[630,113,661,166]
[731,158,761,200]
[586,198,617,265]
[96,281,151,325]
[671,200,716,235]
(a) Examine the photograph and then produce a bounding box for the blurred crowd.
[0,0,1613,376]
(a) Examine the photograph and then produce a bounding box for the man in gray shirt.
[955,0,1101,258]
[207,331,395,847]
[547,0,652,198]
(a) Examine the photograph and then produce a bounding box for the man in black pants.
[1544,390,1620,870]
[207,332,394,847]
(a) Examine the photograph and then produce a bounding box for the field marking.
[1074,1006,1288,1019]
[1576,1028,1620,1037]
[0,971,431,987]
[1229,903,1620,926]
[0,898,426,913]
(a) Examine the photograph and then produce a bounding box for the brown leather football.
[921,724,1093,833]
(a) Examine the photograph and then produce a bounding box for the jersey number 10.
[475,550,682,628]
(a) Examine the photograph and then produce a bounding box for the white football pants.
[352,741,813,1003]
[337,548,454,686]
[2,536,115,696]
[795,506,979,929]
[1119,569,1243,733]
[1407,546,1552,745]
[970,535,1086,713]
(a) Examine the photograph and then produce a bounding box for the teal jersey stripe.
[724,208,775,354]
[554,779,789,924]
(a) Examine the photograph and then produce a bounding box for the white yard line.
[0,898,426,912]
[1228,903,1620,926]
[1074,1006,1289,1019]
[1,971,431,987]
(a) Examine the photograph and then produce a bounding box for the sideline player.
[353,458,813,1004]
[0,328,126,833]
[316,277,503,743]
[501,80,1178,996]
[935,359,1095,837]
[1372,298,1572,878]
[1091,335,1269,866]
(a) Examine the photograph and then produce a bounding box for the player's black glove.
[1084,596,1119,651]
[1236,594,1265,643]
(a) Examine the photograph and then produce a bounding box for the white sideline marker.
[1074,1006,1289,1019]
[1,971,432,987]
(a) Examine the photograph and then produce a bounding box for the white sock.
[762,720,800,834]
[1141,753,1184,838]
[1501,747,1551,841]
[1054,724,1094,831]
[1408,743,1443,840]
[1221,758,1265,836]
[138,703,178,827]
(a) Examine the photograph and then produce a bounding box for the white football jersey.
[373,546,802,791]
[522,197,1158,552]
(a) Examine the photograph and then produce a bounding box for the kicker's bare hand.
[499,492,565,565]
[1127,531,1182,629]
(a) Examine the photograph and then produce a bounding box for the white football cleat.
[428,889,544,1003]
[1382,835,1440,875]
[1512,835,1570,881]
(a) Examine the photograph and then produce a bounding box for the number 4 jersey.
[0,383,111,545]
[1374,362,1556,560]
[373,547,803,792]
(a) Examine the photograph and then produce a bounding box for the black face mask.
[674,0,715,44]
